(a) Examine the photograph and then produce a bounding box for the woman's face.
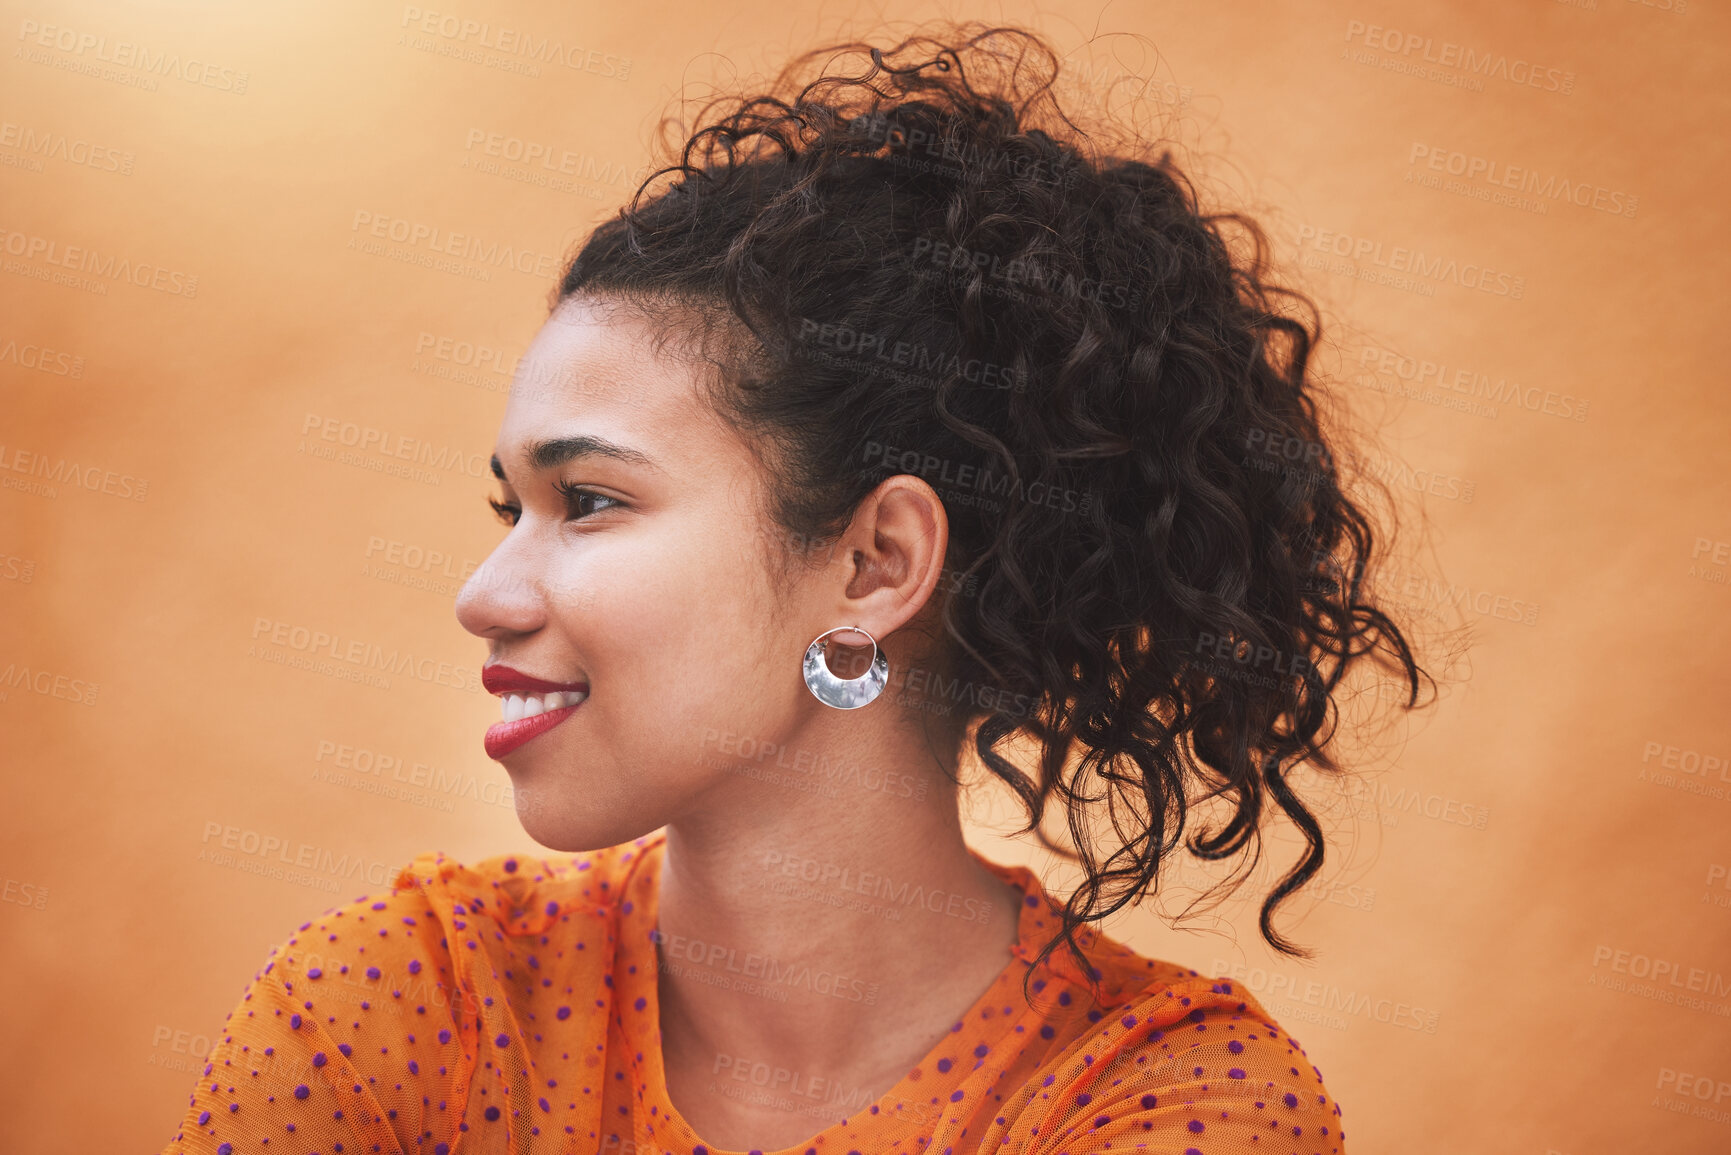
[454,295,943,852]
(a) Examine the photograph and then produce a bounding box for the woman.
[162,23,1425,1155]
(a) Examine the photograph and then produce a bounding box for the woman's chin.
[512,788,659,854]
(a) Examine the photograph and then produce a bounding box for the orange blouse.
[160,833,1346,1154]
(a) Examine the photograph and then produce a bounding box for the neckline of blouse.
[611,833,1085,1155]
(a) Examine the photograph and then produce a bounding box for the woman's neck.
[651,717,1025,1150]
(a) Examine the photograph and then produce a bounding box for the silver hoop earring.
[802,626,889,709]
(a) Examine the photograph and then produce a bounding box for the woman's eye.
[486,486,618,527]
[555,482,621,520]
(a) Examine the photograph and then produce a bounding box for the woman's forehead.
[492,301,748,478]
[507,304,689,415]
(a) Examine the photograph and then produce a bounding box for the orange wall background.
[3,1,1728,1151]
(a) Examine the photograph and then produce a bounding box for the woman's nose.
[454,545,545,639]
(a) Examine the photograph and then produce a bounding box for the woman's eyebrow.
[490,435,661,482]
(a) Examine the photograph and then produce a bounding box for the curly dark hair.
[554,21,1433,1005]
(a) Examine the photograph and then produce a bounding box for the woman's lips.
[485,703,581,759]
[482,663,588,695]
[482,664,590,759]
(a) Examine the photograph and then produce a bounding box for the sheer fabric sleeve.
[158,884,474,1155]
[1015,978,1345,1155]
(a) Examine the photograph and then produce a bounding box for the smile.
[500,690,587,722]
[481,664,589,759]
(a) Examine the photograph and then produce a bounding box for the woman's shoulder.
[157,837,662,1153]
[263,835,657,980]
[1018,927,1346,1153]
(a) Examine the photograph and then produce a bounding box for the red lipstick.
[482,664,589,759]
[483,665,589,695]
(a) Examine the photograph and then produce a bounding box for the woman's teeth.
[500,690,587,722]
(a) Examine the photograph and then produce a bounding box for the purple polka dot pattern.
[156,834,1344,1154]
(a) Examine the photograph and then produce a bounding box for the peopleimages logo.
[349,210,561,280]
[907,235,1139,310]
[0,120,134,174]
[0,661,99,706]
[1407,143,1637,218]
[1590,945,1731,1004]
[399,7,631,79]
[1355,344,1590,422]
[0,442,149,501]
[0,335,85,377]
[650,927,880,1005]
[0,224,198,296]
[1210,957,1442,1033]
[198,821,408,887]
[861,441,1090,516]
[299,412,489,480]
[1293,224,1524,299]
[796,318,1028,392]
[14,18,250,93]
[759,849,996,924]
[248,616,483,694]
[462,128,648,185]
[1343,19,1575,94]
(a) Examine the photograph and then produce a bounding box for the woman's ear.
[834,475,950,638]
